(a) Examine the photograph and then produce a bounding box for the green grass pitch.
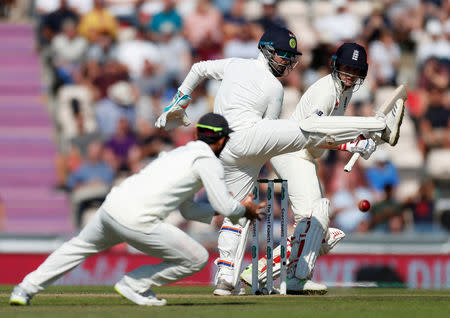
[1,285,449,318]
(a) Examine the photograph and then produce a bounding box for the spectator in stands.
[416,19,450,67]
[369,28,401,86]
[330,186,373,234]
[105,0,140,27]
[67,0,93,16]
[104,117,139,173]
[313,0,361,45]
[223,22,259,59]
[326,152,373,233]
[38,0,79,49]
[95,81,137,138]
[361,1,392,44]
[147,0,182,38]
[78,0,119,43]
[55,97,102,190]
[135,120,173,162]
[252,0,286,32]
[66,140,114,191]
[369,184,405,233]
[56,84,97,142]
[418,57,450,92]
[116,27,165,93]
[418,86,450,154]
[66,140,115,226]
[86,31,118,65]
[91,60,129,100]
[51,18,88,85]
[157,22,192,90]
[365,149,399,196]
[222,0,248,43]
[183,0,223,53]
[404,179,437,232]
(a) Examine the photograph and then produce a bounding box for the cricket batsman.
[240,43,405,294]
[9,113,266,306]
[155,27,405,296]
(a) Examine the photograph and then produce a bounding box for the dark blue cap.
[334,42,368,72]
[259,26,302,56]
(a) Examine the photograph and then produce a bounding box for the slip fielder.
[9,113,265,306]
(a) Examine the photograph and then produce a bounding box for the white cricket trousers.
[20,208,209,295]
[216,117,384,282]
[216,119,310,280]
[270,152,322,221]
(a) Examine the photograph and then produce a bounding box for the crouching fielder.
[240,43,405,294]
[9,113,265,307]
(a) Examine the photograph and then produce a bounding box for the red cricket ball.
[358,199,371,212]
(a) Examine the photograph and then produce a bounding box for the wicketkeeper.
[9,113,266,306]
[155,27,405,296]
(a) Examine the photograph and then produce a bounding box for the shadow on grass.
[168,302,257,307]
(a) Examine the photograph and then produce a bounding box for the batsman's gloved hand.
[339,138,376,160]
[155,90,192,130]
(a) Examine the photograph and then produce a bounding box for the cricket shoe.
[240,265,253,287]
[9,285,33,306]
[286,278,327,295]
[380,98,405,146]
[114,280,167,306]
[213,279,246,296]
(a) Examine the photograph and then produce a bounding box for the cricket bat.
[344,84,408,172]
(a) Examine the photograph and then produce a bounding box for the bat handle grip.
[344,153,360,172]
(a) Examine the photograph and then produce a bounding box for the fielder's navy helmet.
[258,26,302,77]
[259,26,302,57]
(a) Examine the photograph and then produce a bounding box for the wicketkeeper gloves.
[155,90,192,130]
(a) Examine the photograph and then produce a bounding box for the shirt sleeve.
[178,59,234,95]
[178,197,215,224]
[263,80,283,120]
[192,157,246,221]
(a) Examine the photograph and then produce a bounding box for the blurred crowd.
[2,0,448,244]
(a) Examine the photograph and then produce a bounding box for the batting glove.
[338,138,376,160]
[155,90,192,130]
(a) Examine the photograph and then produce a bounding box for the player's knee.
[190,247,209,272]
[311,198,330,230]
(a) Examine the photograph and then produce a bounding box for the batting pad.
[289,199,330,280]
[300,115,386,145]
[248,227,343,286]
[217,222,244,280]
[319,228,346,257]
[255,236,292,284]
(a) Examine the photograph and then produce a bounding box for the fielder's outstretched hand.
[155,90,192,130]
[241,193,266,221]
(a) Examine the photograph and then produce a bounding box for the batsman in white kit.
[240,42,406,294]
[9,113,266,306]
[155,28,405,296]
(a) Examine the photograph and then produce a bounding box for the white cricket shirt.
[291,74,353,159]
[178,53,284,131]
[102,141,245,233]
